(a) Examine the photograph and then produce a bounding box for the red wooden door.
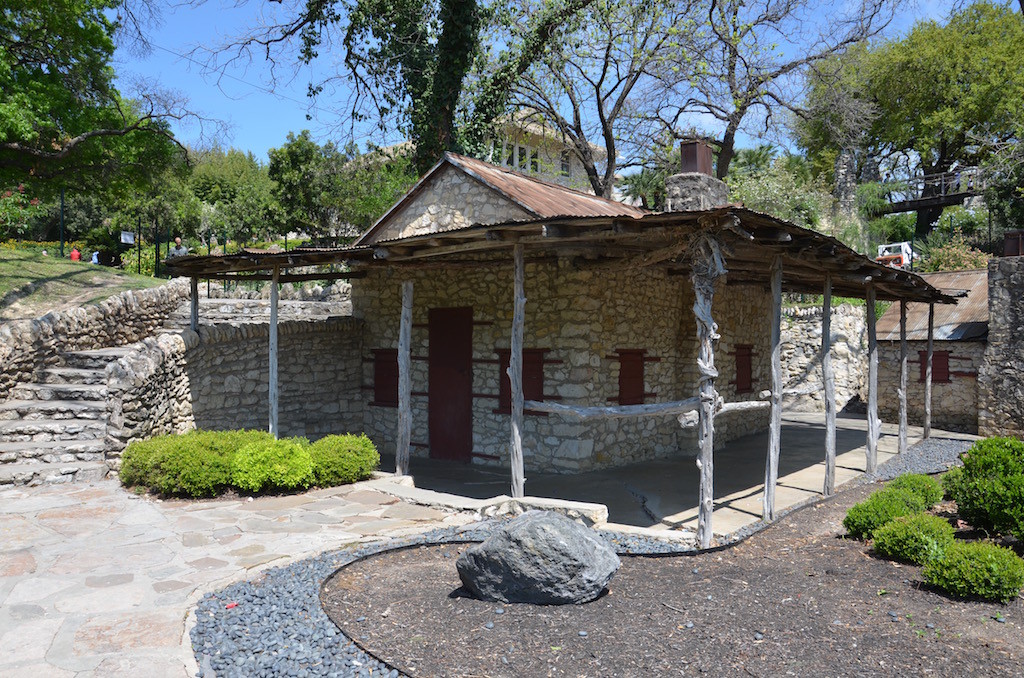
[428,307,473,462]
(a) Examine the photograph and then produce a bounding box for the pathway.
[0,480,469,677]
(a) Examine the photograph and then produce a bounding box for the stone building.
[876,269,987,434]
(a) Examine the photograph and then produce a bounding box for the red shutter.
[734,344,753,394]
[918,350,951,383]
[617,350,646,405]
[372,349,399,407]
[497,349,546,413]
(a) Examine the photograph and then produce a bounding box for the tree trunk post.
[190,277,199,332]
[866,285,878,475]
[898,299,909,454]
[269,265,280,438]
[763,256,783,522]
[822,274,836,497]
[924,302,935,438]
[508,244,527,498]
[690,233,726,549]
[396,280,414,476]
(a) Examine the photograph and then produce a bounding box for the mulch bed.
[321,482,1023,677]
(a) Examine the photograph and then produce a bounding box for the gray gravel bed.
[190,521,695,678]
[873,435,974,480]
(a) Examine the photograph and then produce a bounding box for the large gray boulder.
[456,511,621,605]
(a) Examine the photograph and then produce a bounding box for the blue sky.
[114,0,957,164]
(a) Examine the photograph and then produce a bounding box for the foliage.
[0,185,44,239]
[230,438,314,494]
[923,541,1024,604]
[887,474,944,508]
[943,437,1024,540]
[0,0,185,194]
[872,512,955,565]
[309,434,380,486]
[726,155,836,230]
[916,229,989,273]
[842,487,928,540]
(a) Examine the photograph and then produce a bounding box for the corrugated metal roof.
[877,268,988,341]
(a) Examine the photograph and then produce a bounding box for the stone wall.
[878,340,983,433]
[780,304,867,412]
[365,164,533,243]
[105,317,364,465]
[0,279,191,398]
[351,262,771,473]
[979,257,1024,437]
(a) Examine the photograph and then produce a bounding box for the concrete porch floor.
[382,413,979,537]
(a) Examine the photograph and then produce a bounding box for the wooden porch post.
[898,299,909,454]
[690,234,726,549]
[822,274,836,497]
[865,285,878,474]
[190,277,199,332]
[269,265,280,438]
[924,303,935,438]
[508,244,526,498]
[396,280,414,476]
[763,256,783,521]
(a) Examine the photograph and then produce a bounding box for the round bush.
[923,541,1024,603]
[310,434,380,487]
[843,487,928,540]
[872,512,955,565]
[944,437,1024,539]
[888,473,943,508]
[230,438,314,493]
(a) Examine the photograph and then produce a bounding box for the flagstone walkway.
[0,480,470,677]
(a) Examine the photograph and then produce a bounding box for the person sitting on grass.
[70,247,80,261]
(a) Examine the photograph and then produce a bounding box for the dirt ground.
[322,482,1023,677]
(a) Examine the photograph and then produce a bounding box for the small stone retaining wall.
[0,279,191,398]
[780,304,867,412]
[105,317,364,466]
[979,257,1024,437]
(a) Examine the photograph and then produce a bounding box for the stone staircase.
[0,347,131,486]
[162,298,351,330]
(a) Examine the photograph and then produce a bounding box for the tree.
[798,2,1024,237]
[640,0,903,179]
[205,0,596,174]
[506,0,696,197]
[0,0,190,193]
[189,147,280,242]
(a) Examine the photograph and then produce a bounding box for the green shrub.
[944,437,1024,539]
[120,430,277,497]
[872,512,955,565]
[310,433,380,486]
[923,541,1024,603]
[230,438,314,493]
[888,473,944,508]
[843,487,928,540]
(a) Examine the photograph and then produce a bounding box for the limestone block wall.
[105,317,364,466]
[367,165,533,243]
[351,263,771,473]
[780,305,867,412]
[979,257,1024,437]
[878,340,983,433]
[0,279,191,398]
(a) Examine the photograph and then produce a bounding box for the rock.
[455,511,620,605]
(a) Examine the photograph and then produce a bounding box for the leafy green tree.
[188,147,279,243]
[726,155,837,232]
[0,0,187,194]
[0,185,43,239]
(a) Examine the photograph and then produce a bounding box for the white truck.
[876,242,916,269]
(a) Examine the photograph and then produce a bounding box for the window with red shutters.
[919,350,951,383]
[372,349,399,407]
[496,349,547,413]
[733,344,754,394]
[616,350,647,405]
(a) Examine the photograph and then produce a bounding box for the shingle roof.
[877,268,988,341]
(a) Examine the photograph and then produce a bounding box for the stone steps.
[0,439,107,464]
[0,399,108,421]
[9,382,107,401]
[0,460,109,486]
[62,347,133,370]
[0,418,106,442]
[41,367,107,385]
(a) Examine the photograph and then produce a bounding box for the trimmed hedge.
[943,437,1024,540]
[872,512,955,565]
[923,541,1024,604]
[120,429,380,498]
[843,487,928,540]
[887,473,943,508]
[310,434,380,486]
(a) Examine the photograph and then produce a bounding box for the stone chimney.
[665,140,729,211]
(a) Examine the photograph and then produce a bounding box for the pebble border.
[190,437,973,678]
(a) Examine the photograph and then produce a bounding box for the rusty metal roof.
[877,268,988,341]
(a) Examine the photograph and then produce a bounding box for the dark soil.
[321,482,1023,677]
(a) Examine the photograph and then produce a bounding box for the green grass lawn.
[0,249,166,321]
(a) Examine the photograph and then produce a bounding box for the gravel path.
[874,435,973,480]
